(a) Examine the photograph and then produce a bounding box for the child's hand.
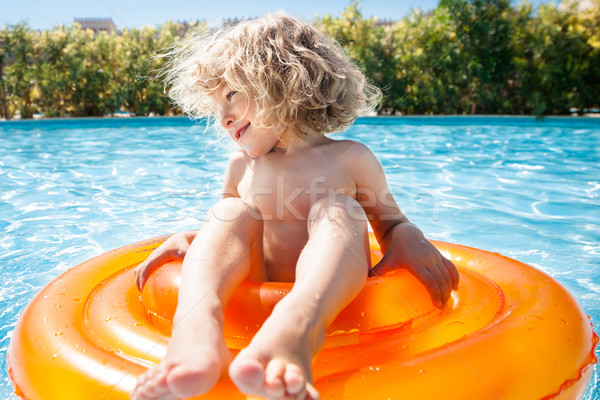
[372,223,459,308]
[134,231,197,291]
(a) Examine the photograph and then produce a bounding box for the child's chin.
[242,147,264,159]
[242,148,259,159]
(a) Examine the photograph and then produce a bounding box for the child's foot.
[229,299,322,400]
[130,316,231,400]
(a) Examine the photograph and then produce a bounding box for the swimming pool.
[1,116,598,399]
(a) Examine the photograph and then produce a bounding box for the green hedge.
[1,1,598,119]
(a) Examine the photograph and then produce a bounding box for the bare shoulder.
[324,138,371,156]
[328,139,385,194]
[222,151,249,198]
[331,139,382,173]
[227,150,249,172]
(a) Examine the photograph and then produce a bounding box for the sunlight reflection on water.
[1,116,598,398]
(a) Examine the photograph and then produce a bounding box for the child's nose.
[220,112,234,130]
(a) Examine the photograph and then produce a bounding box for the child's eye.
[226,91,237,101]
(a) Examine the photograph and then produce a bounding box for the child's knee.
[209,198,263,226]
[307,195,367,232]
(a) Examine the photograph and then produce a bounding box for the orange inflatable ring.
[8,233,598,400]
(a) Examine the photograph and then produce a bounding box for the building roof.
[74,18,117,33]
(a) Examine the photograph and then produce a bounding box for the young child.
[130,13,458,400]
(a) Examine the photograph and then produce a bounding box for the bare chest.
[237,157,356,222]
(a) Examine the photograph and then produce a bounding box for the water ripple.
[1,116,599,399]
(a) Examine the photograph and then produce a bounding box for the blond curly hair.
[161,13,381,137]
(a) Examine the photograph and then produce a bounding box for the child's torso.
[236,139,358,281]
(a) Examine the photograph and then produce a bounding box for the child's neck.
[274,128,330,154]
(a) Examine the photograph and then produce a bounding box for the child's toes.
[265,359,286,397]
[306,383,320,400]
[229,357,266,393]
[283,363,306,394]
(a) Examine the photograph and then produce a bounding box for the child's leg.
[130,198,266,400]
[229,195,370,400]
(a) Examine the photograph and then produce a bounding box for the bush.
[0,1,598,118]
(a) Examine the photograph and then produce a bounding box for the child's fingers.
[134,251,170,291]
[371,253,455,307]
[370,253,395,276]
[134,236,192,291]
[134,261,151,291]
[441,257,459,291]
[430,264,451,305]
[419,267,442,308]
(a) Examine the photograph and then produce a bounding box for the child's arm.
[345,142,459,307]
[134,152,245,290]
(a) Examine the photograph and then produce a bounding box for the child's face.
[209,84,281,158]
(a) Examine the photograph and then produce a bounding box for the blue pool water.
[1,116,599,398]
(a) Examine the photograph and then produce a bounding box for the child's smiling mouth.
[235,123,250,140]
